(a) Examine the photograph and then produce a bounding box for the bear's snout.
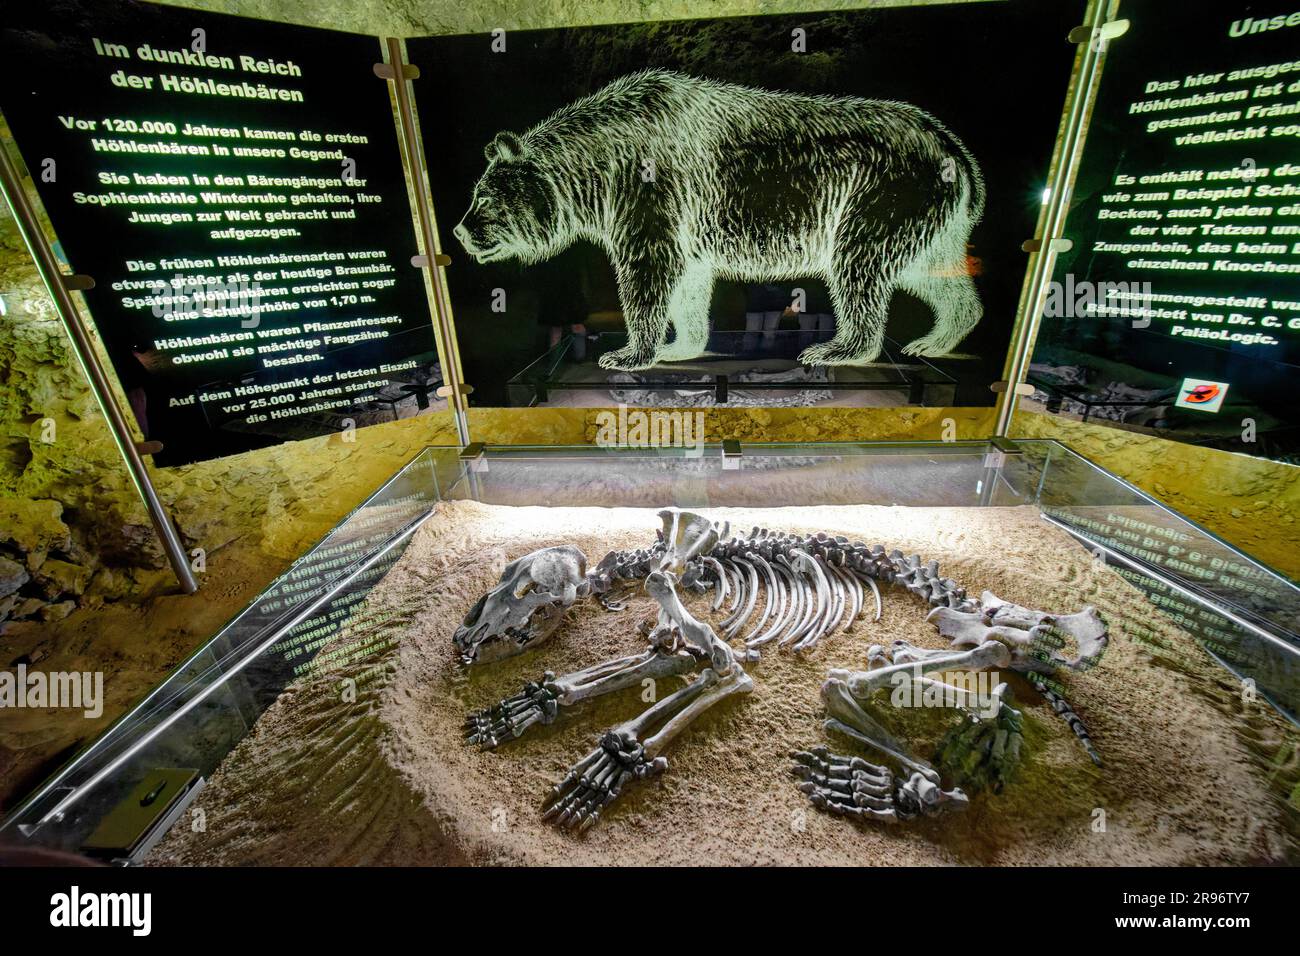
[453,217,498,262]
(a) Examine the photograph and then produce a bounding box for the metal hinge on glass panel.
[1067,19,1130,49]
[983,436,1022,469]
[1020,238,1073,255]
[372,62,419,81]
[459,441,488,472]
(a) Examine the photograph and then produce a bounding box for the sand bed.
[149,501,1298,866]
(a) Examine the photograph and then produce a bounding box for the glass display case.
[3,440,1296,866]
[506,331,961,408]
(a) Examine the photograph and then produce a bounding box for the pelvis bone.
[656,509,723,575]
[454,545,590,664]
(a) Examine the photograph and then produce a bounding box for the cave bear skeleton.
[453,69,985,371]
[455,509,1108,833]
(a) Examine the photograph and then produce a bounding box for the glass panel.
[5,448,448,850]
[1031,440,1300,720]
[444,440,1003,510]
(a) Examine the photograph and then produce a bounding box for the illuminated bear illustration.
[453,69,985,370]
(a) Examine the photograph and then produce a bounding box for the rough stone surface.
[37,600,75,623]
[33,559,89,599]
[0,557,28,599]
[0,499,71,555]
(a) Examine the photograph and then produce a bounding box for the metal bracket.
[990,381,1035,396]
[1021,237,1073,254]
[61,274,95,291]
[411,253,452,268]
[982,435,1021,471]
[722,439,741,470]
[435,383,473,399]
[459,441,488,472]
[380,36,470,447]
[1068,19,1130,46]
[16,786,75,835]
[373,62,419,81]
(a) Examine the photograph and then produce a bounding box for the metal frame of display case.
[1027,374,1169,425]
[1027,375,1300,462]
[2,438,1295,859]
[506,331,959,407]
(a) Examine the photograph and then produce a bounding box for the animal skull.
[454,545,590,665]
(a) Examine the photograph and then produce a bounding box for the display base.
[506,331,964,408]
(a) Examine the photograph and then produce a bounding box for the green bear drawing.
[453,69,985,370]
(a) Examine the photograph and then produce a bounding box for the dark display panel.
[0,0,441,466]
[1031,0,1300,462]
[407,1,1083,408]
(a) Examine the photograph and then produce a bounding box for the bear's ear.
[485,131,524,162]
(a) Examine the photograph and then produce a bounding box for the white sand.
[149,501,1298,866]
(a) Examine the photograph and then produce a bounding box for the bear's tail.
[963,148,986,224]
[930,120,985,226]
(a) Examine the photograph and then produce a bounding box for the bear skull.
[454,545,590,665]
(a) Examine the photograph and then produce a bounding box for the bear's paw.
[599,346,660,371]
[797,342,882,367]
